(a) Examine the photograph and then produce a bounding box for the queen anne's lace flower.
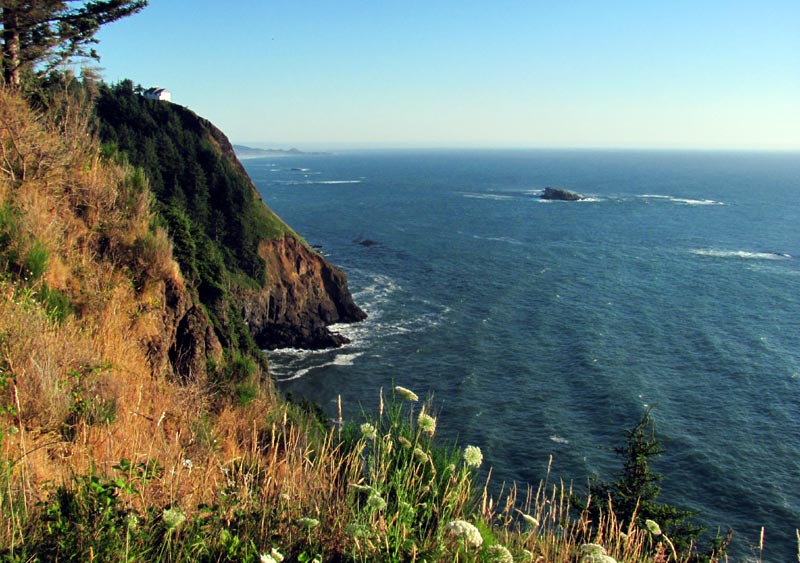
[645,519,662,536]
[162,508,186,530]
[394,386,419,401]
[486,544,514,563]
[417,411,436,435]
[367,491,387,511]
[579,544,618,563]
[463,445,483,468]
[360,422,377,440]
[260,548,284,563]
[446,519,483,547]
[298,517,320,530]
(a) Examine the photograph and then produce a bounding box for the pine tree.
[1,0,147,86]
[588,411,728,561]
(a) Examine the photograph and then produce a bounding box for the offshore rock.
[241,236,367,350]
[540,187,586,201]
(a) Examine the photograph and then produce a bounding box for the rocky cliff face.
[95,83,366,357]
[241,236,367,349]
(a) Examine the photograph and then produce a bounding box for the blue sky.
[95,0,799,150]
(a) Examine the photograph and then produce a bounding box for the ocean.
[243,149,800,561]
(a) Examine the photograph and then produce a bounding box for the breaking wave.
[691,249,792,260]
[639,194,724,206]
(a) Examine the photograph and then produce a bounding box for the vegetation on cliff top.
[0,3,740,561]
[0,81,737,562]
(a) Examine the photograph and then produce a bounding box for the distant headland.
[233,144,331,158]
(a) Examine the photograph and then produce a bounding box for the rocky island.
[540,186,586,201]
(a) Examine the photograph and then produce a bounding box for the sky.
[94,0,800,150]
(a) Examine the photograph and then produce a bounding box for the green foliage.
[22,241,48,281]
[0,204,21,272]
[36,285,74,324]
[93,81,288,371]
[587,411,726,562]
[61,363,117,441]
[339,389,479,561]
[0,0,148,86]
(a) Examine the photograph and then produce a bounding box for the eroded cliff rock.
[241,236,367,349]
[145,277,223,385]
[96,83,365,358]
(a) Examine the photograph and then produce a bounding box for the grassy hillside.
[0,85,732,562]
[93,79,365,354]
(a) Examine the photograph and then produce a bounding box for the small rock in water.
[540,186,585,201]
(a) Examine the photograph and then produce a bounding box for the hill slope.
[94,81,365,351]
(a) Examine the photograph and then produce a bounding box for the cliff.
[245,236,367,349]
[94,81,365,353]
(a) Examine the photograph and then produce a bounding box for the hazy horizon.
[96,1,800,151]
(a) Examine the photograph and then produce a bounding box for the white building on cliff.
[143,87,171,102]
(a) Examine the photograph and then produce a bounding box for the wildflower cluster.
[417,410,436,435]
[579,543,618,563]
[446,519,483,547]
[394,385,419,402]
[486,544,514,563]
[161,508,186,530]
[360,422,377,440]
[463,444,483,468]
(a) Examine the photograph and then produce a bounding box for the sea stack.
[540,187,586,201]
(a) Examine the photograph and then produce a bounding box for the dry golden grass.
[0,85,753,562]
[0,85,367,558]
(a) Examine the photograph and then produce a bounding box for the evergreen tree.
[588,411,729,561]
[1,0,147,86]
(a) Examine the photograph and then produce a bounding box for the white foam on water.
[549,435,569,445]
[275,352,364,382]
[638,194,723,205]
[471,234,524,245]
[270,270,451,382]
[461,192,515,201]
[691,249,792,261]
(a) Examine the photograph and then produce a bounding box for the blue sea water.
[244,149,800,561]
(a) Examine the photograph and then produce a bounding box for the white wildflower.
[162,507,186,530]
[394,385,419,402]
[260,554,277,563]
[367,491,387,511]
[486,544,514,563]
[182,458,193,469]
[579,544,606,557]
[298,517,320,530]
[446,519,483,547]
[270,547,284,562]
[360,422,377,440]
[417,411,436,435]
[463,445,483,468]
[583,555,618,563]
[579,543,618,563]
[645,519,662,536]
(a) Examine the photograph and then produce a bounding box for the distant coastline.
[233,144,331,159]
